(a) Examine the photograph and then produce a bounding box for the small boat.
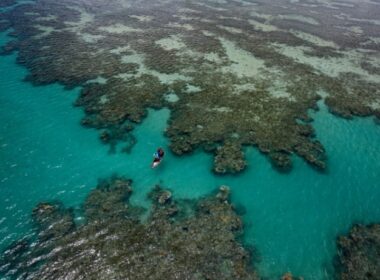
[151,159,162,168]
[151,148,164,168]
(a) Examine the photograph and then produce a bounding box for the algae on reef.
[335,224,380,280]
[1,0,380,173]
[0,177,259,280]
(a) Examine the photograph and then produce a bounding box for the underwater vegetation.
[0,177,259,280]
[1,0,379,173]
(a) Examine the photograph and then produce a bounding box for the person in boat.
[153,147,165,163]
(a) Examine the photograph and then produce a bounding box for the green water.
[1,30,380,279]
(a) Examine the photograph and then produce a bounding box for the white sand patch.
[316,89,329,99]
[63,7,96,40]
[333,13,347,21]
[180,48,204,59]
[174,15,200,21]
[219,16,243,21]
[259,69,295,100]
[349,26,363,35]
[291,30,337,48]
[278,14,320,25]
[339,25,364,36]
[267,82,293,99]
[99,95,110,104]
[208,0,227,4]
[370,101,380,110]
[120,50,192,84]
[200,19,216,24]
[86,76,107,84]
[250,11,275,21]
[249,12,319,29]
[312,0,339,10]
[239,0,258,6]
[201,3,228,11]
[248,19,278,32]
[218,26,243,34]
[351,17,380,26]
[220,38,266,78]
[363,51,380,71]
[25,12,40,16]
[178,8,202,14]
[204,52,223,64]
[156,35,186,51]
[164,93,179,102]
[233,83,256,93]
[209,106,233,113]
[249,12,319,33]
[121,52,144,65]
[202,30,215,37]
[167,22,195,31]
[114,73,134,81]
[98,24,142,34]
[81,33,105,43]
[109,46,131,55]
[151,71,192,84]
[36,15,57,21]
[367,37,380,44]
[334,12,380,26]
[272,43,380,83]
[368,0,380,5]
[333,2,355,8]
[65,7,94,28]
[298,3,319,8]
[33,25,57,38]
[185,84,202,93]
[129,15,154,22]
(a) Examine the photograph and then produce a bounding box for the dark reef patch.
[0,0,17,8]
[1,0,379,173]
[0,177,260,280]
[335,224,380,280]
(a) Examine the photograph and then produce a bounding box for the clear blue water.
[1,30,380,279]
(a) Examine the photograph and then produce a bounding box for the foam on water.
[1,30,380,279]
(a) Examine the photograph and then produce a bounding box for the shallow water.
[1,28,380,280]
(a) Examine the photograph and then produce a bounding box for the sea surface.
[1,28,380,279]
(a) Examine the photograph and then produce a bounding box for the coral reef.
[335,224,380,280]
[0,177,259,280]
[213,141,246,174]
[1,0,379,173]
[281,272,303,280]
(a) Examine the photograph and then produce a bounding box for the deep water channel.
[1,31,380,279]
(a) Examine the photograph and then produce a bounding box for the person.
[153,147,164,163]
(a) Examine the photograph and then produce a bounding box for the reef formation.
[0,177,259,280]
[2,176,380,279]
[0,0,379,173]
[335,224,380,280]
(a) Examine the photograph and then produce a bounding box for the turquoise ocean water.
[1,30,380,279]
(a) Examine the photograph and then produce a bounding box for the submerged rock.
[281,272,304,280]
[32,202,75,242]
[83,176,135,221]
[158,190,172,205]
[269,152,292,172]
[216,185,230,202]
[0,177,259,280]
[213,141,247,174]
[335,224,380,280]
